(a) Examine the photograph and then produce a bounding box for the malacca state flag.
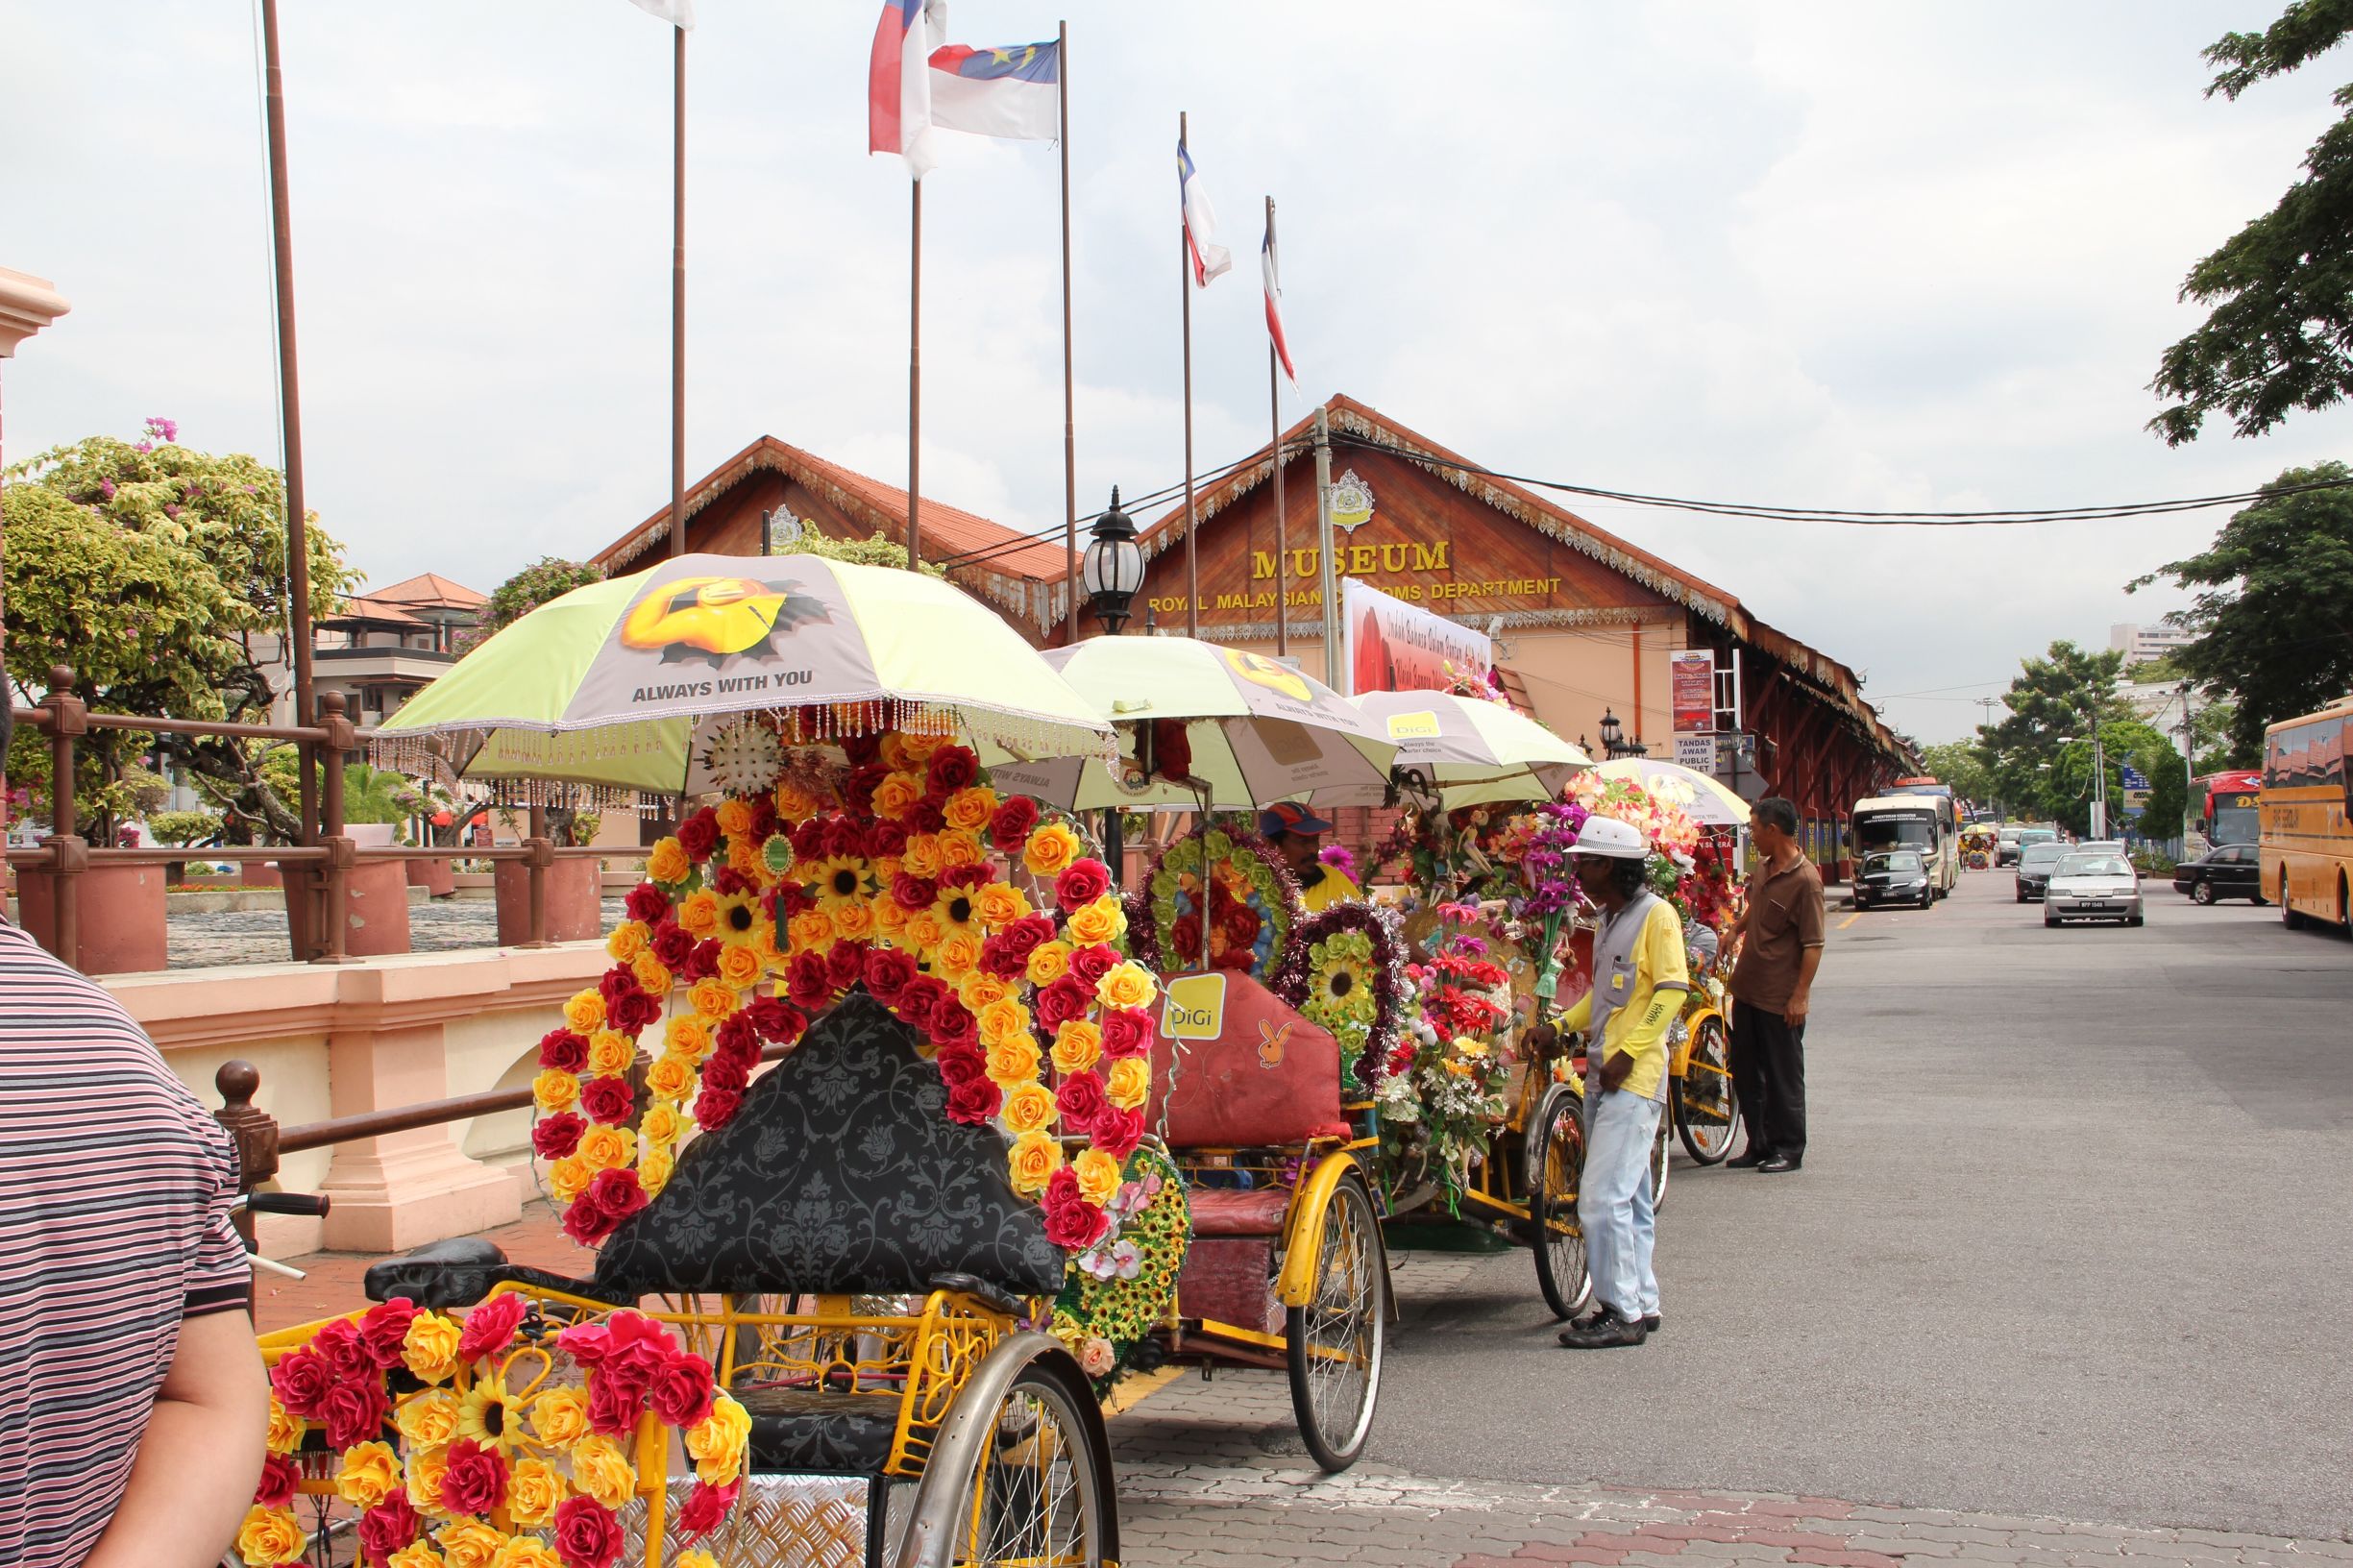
[869,0,941,176]
[929,41,1061,142]
[1263,221,1296,382]
[1178,140,1231,286]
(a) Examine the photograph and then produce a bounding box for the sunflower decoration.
[805,854,871,908]
[1302,928,1379,1076]
[455,1370,517,1451]
[1051,1145,1191,1390]
[1143,825,1300,984]
[1276,899,1409,1090]
[711,889,764,948]
[931,882,989,943]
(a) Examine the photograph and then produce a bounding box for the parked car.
[2045,851,2145,927]
[2173,843,2267,905]
[2014,841,2070,902]
[1854,848,1934,910]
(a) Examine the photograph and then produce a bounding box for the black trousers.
[1729,999,1806,1160]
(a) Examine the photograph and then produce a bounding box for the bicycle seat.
[363,1237,626,1311]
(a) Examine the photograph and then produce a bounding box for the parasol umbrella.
[986,635,1396,811]
[1593,756,1751,826]
[1330,689,1592,809]
[373,552,1114,793]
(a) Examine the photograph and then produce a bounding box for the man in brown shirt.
[1728,796,1826,1173]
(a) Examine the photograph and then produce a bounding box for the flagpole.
[908,176,922,566]
[1179,111,1200,639]
[1058,19,1077,641]
[258,0,315,851]
[669,22,687,558]
[1267,194,1287,660]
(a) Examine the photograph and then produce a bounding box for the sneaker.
[1726,1147,1771,1169]
[1556,1309,1649,1349]
[1757,1155,1802,1174]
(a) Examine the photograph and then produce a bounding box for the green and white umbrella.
[374,552,1114,794]
[1326,689,1592,809]
[987,635,1397,811]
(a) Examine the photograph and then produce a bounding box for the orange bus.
[2259,696,2353,932]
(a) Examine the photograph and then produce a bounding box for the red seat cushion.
[1145,971,1347,1147]
[1185,1187,1293,1237]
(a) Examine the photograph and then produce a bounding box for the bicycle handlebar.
[236,1192,332,1218]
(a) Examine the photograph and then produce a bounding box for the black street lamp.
[1080,487,1144,636]
[1597,707,1650,760]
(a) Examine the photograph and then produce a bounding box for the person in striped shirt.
[1,701,268,1566]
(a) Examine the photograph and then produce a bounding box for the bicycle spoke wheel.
[1530,1090,1592,1321]
[1675,1014,1739,1165]
[946,1362,1113,1567]
[1286,1174,1386,1472]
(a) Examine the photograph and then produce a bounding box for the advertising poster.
[1340,576,1494,697]
[1670,649,1715,733]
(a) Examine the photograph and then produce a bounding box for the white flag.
[628,0,695,27]
[1179,139,1231,285]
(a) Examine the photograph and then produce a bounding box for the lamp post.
[1598,707,1650,761]
[1080,487,1144,637]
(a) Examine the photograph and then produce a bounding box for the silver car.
[2044,851,2145,928]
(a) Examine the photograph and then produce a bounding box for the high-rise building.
[2108,622,2193,669]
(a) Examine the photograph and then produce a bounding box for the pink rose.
[1055,1069,1108,1126]
[319,1377,389,1450]
[1099,1008,1156,1059]
[587,1371,642,1436]
[455,1291,528,1365]
[532,1112,586,1161]
[675,1478,742,1540]
[1036,974,1092,1031]
[579,1074,636,1127]
[357,1297,417,1369]
[255,1452,300,1508]
[1068,943,1118,986]
[1054,858,1111,909]
[553,1496,625,1568]
[309,1317,374,1383]
[438,1437,508,1517]
[357,1497,424,1567]
[1091,1105,1145,1161]
[539,1028,590,1073]
[268,1347,331,1417]
[648,1350,718,1430]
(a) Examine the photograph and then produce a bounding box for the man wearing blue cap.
[1259,801,1360,912]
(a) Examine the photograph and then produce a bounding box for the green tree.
[2128,462,2353,757]
[2150,6,2353,443]
[2138,741,2191,843]
[1977,640,2128,821]
[459,556,605,654]
[788,529,945,577]
[1916,741,1996,811]
[3,421,355,842]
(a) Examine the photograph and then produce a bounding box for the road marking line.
[1836,913,1860,930]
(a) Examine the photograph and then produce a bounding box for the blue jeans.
[1580,1086,1661,1320]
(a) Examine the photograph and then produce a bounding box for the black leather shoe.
[1757,1155,1802,1174]
[1727,1148,1771,1169]
[1557,1309,1649,1348]
[1643,1312,1661,1333]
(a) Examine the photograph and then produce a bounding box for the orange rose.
[932,931,983,981]
[727,836,764,878]
[1073,1147,1122,1208]
[1022,822,1082,877]
[715,796,754,838]
[830,899,876,942]
[984,1033,1043,1088]
[688,978,738,1020]
[577,1125,636,1172]
[944,785,998,832]
[265,1396,305,1455]
[677,890,721,939]
[402,1314,464,1384]
[772,782,819,822]
[1065,894,1125,947]
[937,830,985,870]
[684,1395,751,1486]
[903,910,949,953]
[532,1068,579,1115]
[871,898,912,939]
[569,1434,637,1511]
[547,1155,592,1205]
[403,1441,451,1513]
[561,991,605,1034]
[872,772,924,820]
[665,1015,713,1061]
[718,942,767,990]
[1006,1131,1064,1196]
[1025,940,1072,986]
[641,1102,685,1147]
[640,1142,675,1197]
[972,881,1030,930]
[1050,1019,1103,1074]
[588,1030,635,1077]
[236,1507,306,1567]
[787,909,837,953]
[335,1440,403,1508]
[605,922,649,965]
[1106,1056,1152,1110]
[900,834,945,879]
[1095,961,1155,1011]
[397,1388,462,1447]
[999,1080,1059,1134]
[434,1521,505,1568]
[631,952,674,997]
[959,971,1013,1013]
[528,1385,591,1447]
[977,996,1033,1047]
[646,1052,699,1103]
[647,837,692,883]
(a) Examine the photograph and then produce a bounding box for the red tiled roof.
[370,572,487,609]
[325,596,428,626]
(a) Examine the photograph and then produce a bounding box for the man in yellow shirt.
[1259,802,1361,911]
[1550,815,1688,1349]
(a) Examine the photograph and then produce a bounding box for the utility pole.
[1313,406,1339,690]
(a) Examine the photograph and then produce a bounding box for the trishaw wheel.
[937,1357,1115,1568]
[1530,1090,1592,1321]
[1674,1014,1739,1165]
[1286,1173,1386,1472]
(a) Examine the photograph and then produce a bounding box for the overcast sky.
[7,2,2349,744]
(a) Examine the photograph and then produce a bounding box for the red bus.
[2197,770,2264,845]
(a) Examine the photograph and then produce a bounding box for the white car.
[2044,852,2145,928]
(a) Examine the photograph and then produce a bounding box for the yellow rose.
[674,1553,722,1568]
[647,836,692,883]
[931,931,983,981]
[561,990,605,1034]
[972,880,1029,929]
[830,898,876,942]
[1095,961,1155,1012]
[752,919,786,963]
[895,725,948,761]
[718,942,766,990]
[404,1441,451,1513]
[631,952,674,997]
[872,771,924,820]
[434,1520,506,1568]
[665,1015,713,1061]
[1106,1055,1152,1111]
[977,996,1033,1047]
[527,1385,591,1448]
[944,784,998,831]
[530,1069,579,1115]
[587,1030,636,1078]
[645,1052,699,1104]
[999,1080,1059,1135]
[605,921,649,965]
[494,1537,564,1568]
[1050,1020,1103,1075]
[903,909,948,952]
[569,1433,639,1510]
[335,1439,404,1508]
[1073,1147,1122,1208]
[506,1457,569,1529]
[1005,1130,1064,1196]
[235,1506,307,1567]
[1026,940,1072,986]
[388,1543,447,1568]
[983,1034,1042,1088]
[641,1142,675,1197]
[959,971,1013,1013]
[715,796,754,838]
[937,830,984,870]
[576,1124,636,1173]
[546,1155,592,1205]
[397,1387,463,1447]
[871,898,912,939]
[787,909,836,953]
[265,1395,305,1455]
[900,834,944,879]
[677,889,721,939]
[688,977,737,1020]
[641,1102,684,1148]
[402,1313,464,1384]
[1022,822,1082,877]
[1066,895,1126,947]
[685,1394,751,1486]
[772,782,818,821]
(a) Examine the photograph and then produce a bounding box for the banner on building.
[1670,649,1715,733]
[1340,576,1493,698]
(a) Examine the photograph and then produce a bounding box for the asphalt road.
[1366,868,2353,1536]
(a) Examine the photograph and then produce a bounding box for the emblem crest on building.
[1328,469,1375,533]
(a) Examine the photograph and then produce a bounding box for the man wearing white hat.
[1550,815,1689,1349]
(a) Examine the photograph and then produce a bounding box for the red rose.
[255,1452,300,1508]
[845,762,892,814]
[864,945,919,1002]
[867,818,911,861]
[786,949,834,1008]
[748,795,780,841]
[842,730,882,769]
[1055,1069,1108,1126]
[597,967,640,1012]
[439,1437,508,1517]
[651,921,695,970]
[742,996,791,1041]
[930,1000,979,1053]
[358,1297,417,1369]
[790,818,828,862]
[309,1316,374,1383]
[941,862,994,892]
[822,817,866,859]
[648,1349,718,1430]
[979,934,1029,980]
[588,1167,649,1223]
[1042,1186,1109,1251]
[1036,974,1092,1031]
[1002,912,1056,958]
[714,1012,757,1059]
[579,1074,636,1127]
[826,939,870,992]
[456,1290,528,1365]
[539,1028,590,1073]
[892,871,938,911]
[700,1049,749,1095]
[694,1085,744,1132]
[989,795,1041,853]
[893,975,946,1032]
[561,1190,618,1246]
[1221,904,1262,946]
[357,1497,424,1568]
[624,882,670,923]
[945,1076,1003,1125]
[926,745,979,795]
[1054,858,1111,909]
[675,809,720,862]
[614,989,663,1034]
[1099,1008,1155,1059]
[1213,943,1254,972]
[1069,943,1118,986]
[532,1112,586,1161]
[675,1478,742,1541]
[712,864,752,897]
[553,1496,625,1568]
[681,938,723,983]
[1091,1104,1146,1161]
[319,1377,389,1451]
[906,797,947,834]
[1170,912,1203,962]
[935,1045,986,1088]
[268,1348,331,1416]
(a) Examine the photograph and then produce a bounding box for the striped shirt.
[0,919,250,1567]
